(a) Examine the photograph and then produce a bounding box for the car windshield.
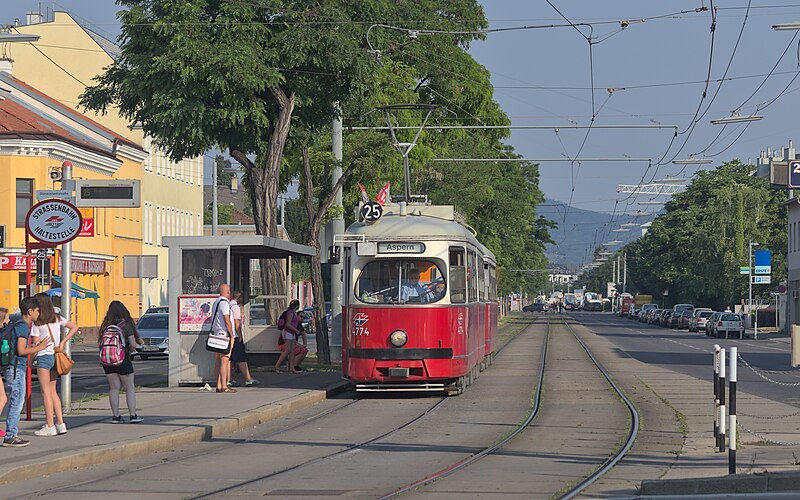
[356,259,446,304]
[722,314,740,321]
[137,316,168,329]
[699,311,713,318]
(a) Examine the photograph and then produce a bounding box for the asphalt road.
[571,312,800,407]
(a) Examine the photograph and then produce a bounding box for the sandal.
[224,388,238,393]
[273,367,282,373]
[290,370,302,374]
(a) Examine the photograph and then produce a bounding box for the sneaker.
[55,423,67,435]
[111,416,124,424]
[129,415,143,424]
[3,435,30,447]
[34,425,57,437]
[245,379,260,386]
[228,380,239,387]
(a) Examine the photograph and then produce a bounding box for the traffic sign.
[360,201,383,222]
[739,266,750,275]
[752,276,772,284]
[36,190,73,202]
[25,199,83,245]
[790,160,800,188]
[35,249,48,260]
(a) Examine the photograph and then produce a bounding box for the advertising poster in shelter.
[178,295,218,333]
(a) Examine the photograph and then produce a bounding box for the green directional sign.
[739,266,750,275]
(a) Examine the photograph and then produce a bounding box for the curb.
[0,380,351,485]
[641,470,800,496]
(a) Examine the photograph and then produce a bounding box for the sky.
[7,1,800,217]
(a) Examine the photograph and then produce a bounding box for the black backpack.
[0,315,23,368]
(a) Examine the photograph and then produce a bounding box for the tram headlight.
[389,330,408,347]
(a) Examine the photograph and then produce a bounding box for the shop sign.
[0,255,37,271]
[54,258,106,274]
[78,219,95,237]
[25,199,82,245]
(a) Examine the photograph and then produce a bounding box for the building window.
[16,179,34,227]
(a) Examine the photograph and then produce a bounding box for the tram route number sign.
[36,249,48,261]
[790,160,800,188]
[360,201,383,222]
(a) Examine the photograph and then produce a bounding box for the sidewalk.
[0,370,347,484]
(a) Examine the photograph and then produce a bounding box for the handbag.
[47,324,74,376]
[205,298,231,354]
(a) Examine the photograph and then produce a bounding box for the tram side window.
[489,265,497,301]
[356,259,446,304]
[467,251,478,303]
[449,248,466,304]
[480,263,487,302]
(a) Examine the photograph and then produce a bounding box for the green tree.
[203,204,235,225]
[214,155,233,187]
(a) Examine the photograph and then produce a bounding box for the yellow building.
[13,10,205,313]
[0,72,147,330]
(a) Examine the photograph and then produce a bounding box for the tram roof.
[346,204,495,261]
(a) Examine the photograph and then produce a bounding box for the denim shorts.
[34,354,55,371]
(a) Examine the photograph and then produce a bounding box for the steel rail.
[378,314,551,500]
[559,317,640,499]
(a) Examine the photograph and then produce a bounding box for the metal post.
[714,344,720,441]
[729,346,738,474]
[60,160,72,413]
[749,241,753,336]
[623,252,627,294]
[211,159,218,236]
[330,103,344,362]
[718,347,727,453]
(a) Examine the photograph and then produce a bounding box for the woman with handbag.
[31,293,78,436]
[99,301,143,423]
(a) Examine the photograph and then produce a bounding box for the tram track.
[11,315,550,499]
[377,315,640,499]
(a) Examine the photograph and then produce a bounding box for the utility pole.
[749,241,757,339]
[330,103,344,362]
[623,252,627,294]
[60,161,72,412]
[211,159,218,236]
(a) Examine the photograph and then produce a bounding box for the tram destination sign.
[377,242,426,254]
[25,199,83,245]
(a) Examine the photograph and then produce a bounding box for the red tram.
[341,203,498,394]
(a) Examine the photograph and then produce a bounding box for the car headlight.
[389,330,408,347]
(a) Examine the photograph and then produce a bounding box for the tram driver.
[401,268,434,303]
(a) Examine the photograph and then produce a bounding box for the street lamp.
[672,157,712,165]
[773,23,800,31]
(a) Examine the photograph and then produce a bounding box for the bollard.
[718,348,727,453]
[714,345,720,441]
[729,346,737,474]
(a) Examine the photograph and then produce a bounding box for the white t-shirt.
[31,316,67,356]
[230,300,241,339]
[211,297,231,336]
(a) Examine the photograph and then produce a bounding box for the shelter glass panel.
[181,249,227,294]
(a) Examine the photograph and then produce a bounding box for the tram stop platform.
[0,371,347,485]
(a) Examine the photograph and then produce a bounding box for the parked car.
[639,304,657,322]
[523,302,548,312]
[301,306,317,334]
[706,312,721,337]
[145,305,168,314]
[714,313,744,339]
[660,310,674,328]
[135,313,169,359]
[673,303,694,315]
[669,310,688,329]
[677,310,693,329]
[688,309,713,332]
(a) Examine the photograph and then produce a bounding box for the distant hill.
[536,199,655,272]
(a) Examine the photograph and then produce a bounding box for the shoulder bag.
[47,324,74,376]
[205,299,231,354]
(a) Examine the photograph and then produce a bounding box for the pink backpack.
[100,323,126,367]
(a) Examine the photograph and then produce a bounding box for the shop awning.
[51,275,100,299]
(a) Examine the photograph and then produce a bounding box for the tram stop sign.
[360,201,383,223]
[25,199,83,245]
[791,160,800,188]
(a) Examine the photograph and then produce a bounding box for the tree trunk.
[308,235,331,364]
[231,88,295,320]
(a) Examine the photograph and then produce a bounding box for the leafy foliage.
[580,161,787,309]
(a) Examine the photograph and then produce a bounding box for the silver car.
[134,313,169,359]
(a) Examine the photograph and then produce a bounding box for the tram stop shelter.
[163,235,316,386]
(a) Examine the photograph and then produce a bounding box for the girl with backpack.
[273,300,301,374]
[98,301,143,424]
[31,293,78,436]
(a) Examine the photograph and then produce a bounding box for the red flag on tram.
[376,182,390,205]
[357,183,370,203]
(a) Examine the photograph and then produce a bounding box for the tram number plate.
[360,201,383,222]
[352,327,370,336]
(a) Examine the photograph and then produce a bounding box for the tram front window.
[357,260,446,304]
